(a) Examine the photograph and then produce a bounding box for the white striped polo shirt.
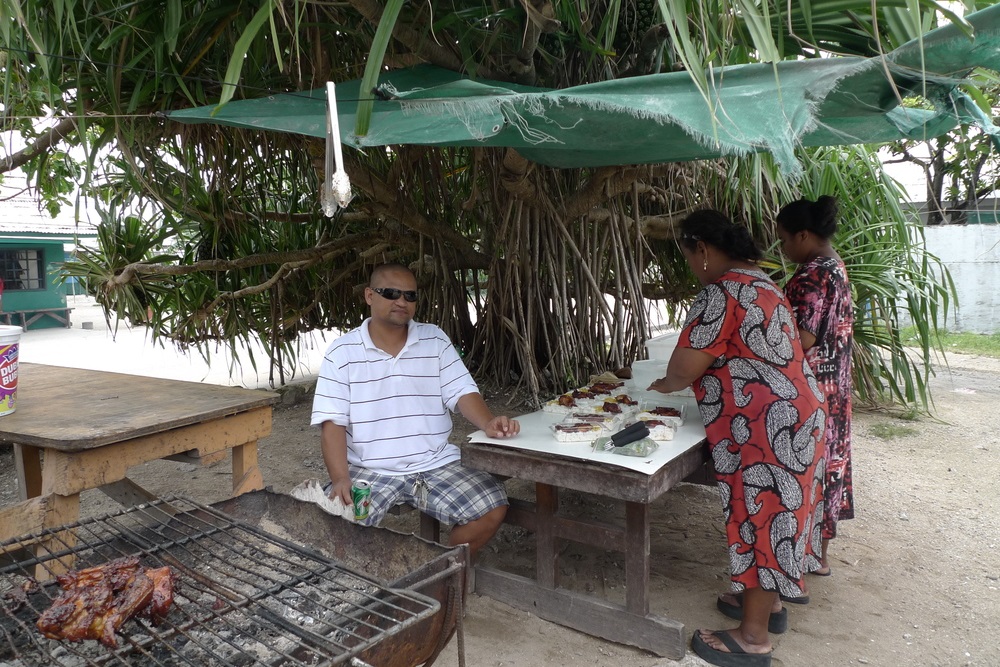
[310,319,479,475]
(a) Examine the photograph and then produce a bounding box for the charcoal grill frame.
[0,493,464,667]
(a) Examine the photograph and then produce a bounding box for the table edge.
[462,438,707,503]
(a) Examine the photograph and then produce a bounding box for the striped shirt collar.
[359,317,420,355]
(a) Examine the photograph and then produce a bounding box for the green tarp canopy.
[168,4,1000,176]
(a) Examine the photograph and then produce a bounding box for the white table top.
[467,383,706,474]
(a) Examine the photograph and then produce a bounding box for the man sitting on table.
[310,263,519,559]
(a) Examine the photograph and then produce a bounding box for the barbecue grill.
[0,491,467,667]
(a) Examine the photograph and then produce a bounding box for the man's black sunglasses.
[372,287,418,303]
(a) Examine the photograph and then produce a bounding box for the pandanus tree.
[0,0,989,406]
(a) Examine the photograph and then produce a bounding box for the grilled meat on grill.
[96,570,154,646]
[36,557,176,648]
[144,566,176,622]
[56,556,141,591]
[36,574,116,646]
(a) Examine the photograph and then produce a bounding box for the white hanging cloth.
[322,81,353,216]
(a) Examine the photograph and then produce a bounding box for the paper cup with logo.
[0,325,22,416]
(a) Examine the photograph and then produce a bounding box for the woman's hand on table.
[648,377,672,393]
[484,416,520,438]
[649,348,715,394]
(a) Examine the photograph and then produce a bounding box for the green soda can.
[351,481,371,521]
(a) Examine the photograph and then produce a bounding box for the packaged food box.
[566,412,623,430]
[550,422,604,442]
[585,380,625,397]
[637,402,686,427]
[638,419,676,441]
[542,389,603,413]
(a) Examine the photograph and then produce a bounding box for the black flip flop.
[716,596,788,634]
[692,630,772,667]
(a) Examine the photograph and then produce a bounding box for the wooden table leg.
[13,444,43,501]
[624,500,651,616]
[474,490,686,658]
[419,512,441,543]
[232,441,264,495]
[37,466,82,579]
[535,483,559,590]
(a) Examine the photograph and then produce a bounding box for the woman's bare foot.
[813,538,833,575]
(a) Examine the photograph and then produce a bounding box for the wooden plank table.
[463,398,710,659]
[0,363,279,557]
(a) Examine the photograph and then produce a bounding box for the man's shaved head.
[369,263,413,287]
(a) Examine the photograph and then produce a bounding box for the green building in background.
[0,179,97,330]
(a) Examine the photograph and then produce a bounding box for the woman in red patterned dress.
[649,210,825,667]
[777,196,854,578]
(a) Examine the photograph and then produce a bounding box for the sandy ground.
[1,306,999,666]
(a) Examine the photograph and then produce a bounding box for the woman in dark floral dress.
[649,210,825,667]
[777,196,854,577]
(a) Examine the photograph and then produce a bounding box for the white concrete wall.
[925,225,1000,333]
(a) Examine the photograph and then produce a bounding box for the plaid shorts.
[340,460,508,527]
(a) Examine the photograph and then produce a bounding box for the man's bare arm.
[457,393,520,438]
[320,421,353,504]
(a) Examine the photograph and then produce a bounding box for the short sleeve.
[677,283,735,359]
[310,343,352,427]
[436,332,479,411]
[785,264,829,337]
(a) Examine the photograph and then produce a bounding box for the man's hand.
[484,415,520,439]
[457,393,521,439]
[328,477,353,505]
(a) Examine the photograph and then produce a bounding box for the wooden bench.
[1,307,73,329]
[388,503,442,543]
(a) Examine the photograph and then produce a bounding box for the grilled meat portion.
[36,576,116,645]
[144,566,176,622]
[36,557,175,647]
[55,556,141,591]
[97,571,154,646]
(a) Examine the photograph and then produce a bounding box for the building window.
[0,249,45,291]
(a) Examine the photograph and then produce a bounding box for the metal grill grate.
[0,496,440,666]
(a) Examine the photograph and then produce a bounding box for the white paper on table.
[468,389,706,474]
